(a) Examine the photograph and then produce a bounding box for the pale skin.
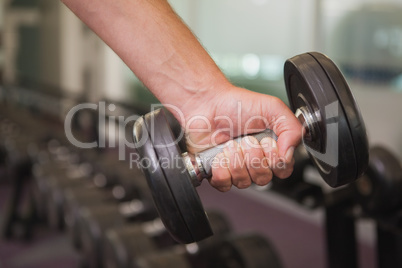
[61,0,302,192]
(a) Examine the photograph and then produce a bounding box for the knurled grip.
[195,129,278,178]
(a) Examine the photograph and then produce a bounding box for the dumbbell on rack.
[64,168,154,250]
[32,140,133,228]
[79,200,159,268]
[31,142,90,227]
[354,146,402,216]
[347,146,402,268]
[133,233,283,268]
[0,119,55,239]
[46,163,94,230]
[102,210,232,268]
[108,164,150,202]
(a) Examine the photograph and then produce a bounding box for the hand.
[181,86,302,192]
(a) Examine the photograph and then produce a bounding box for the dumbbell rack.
[0,86,76,240]
[1,86,286,268]
[324,187,358,268]
[373,213,402,267]
[270,173,402,268]
[2,84,402,268]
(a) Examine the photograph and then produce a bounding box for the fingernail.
[255,175,268,186]
[285,147,295,162]
[237,181,251,189]
[220,186,231,192]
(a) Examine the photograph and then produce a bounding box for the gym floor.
[0,180,376,268]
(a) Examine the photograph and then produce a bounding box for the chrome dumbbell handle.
[196,129,278,178]
[183,130,278,186]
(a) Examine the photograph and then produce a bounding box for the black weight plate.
[133,115,192,243]
[310,52,369,181]
[134,110,210,244]
[355,146,402,215]
[284,52,368,187]
[134,251,191,268]
[197,233,282,268]
[63,188,113,249]
[103,225,157,268]
[229,234,283,268]
[80,205,126,268]
[206,210,232,235]
[143,109,212,242]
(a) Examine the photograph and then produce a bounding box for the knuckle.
[229,164,244,176]
[218,186,231,192]
[271,96,286,108]
[255,176,272,186]
[274,166,294,179]
[253,165,270,176]
[213,173,230,184]
[235,179,252,189]
[211,172,231,188]
[254,170,273,186]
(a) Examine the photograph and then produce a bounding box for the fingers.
[260,137,294,179]
[222,141,251,189]
[240,136,272,186]
[207,94,302,192]
[269,97,302,159]
[209,136,295,192]
[209,140,252,192]
[209,152,232,192]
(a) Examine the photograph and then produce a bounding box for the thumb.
[267,98,302,160]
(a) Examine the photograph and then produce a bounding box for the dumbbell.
[133,233,283,268]
[0,121,56,239]
[110,168,150,202]
[79,201,159,268]
[81,149,145,191]
[103,210,232,268]
[32,141,111,226]
[32,149,92,229]
[46,168,94,230]
[70,104,99,145]
[64,187,115,248]
[31,147,78,221]
[0,145,8,182]
[354,146,402,215]
[0,118,18,182]
[81,150,131,189]
[2,134,37,176]
[64,170,153,249]
[133,52,370,243]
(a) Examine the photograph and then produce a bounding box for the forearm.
[61,0,230,120]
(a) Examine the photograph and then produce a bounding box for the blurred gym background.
[1,0,402,268]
